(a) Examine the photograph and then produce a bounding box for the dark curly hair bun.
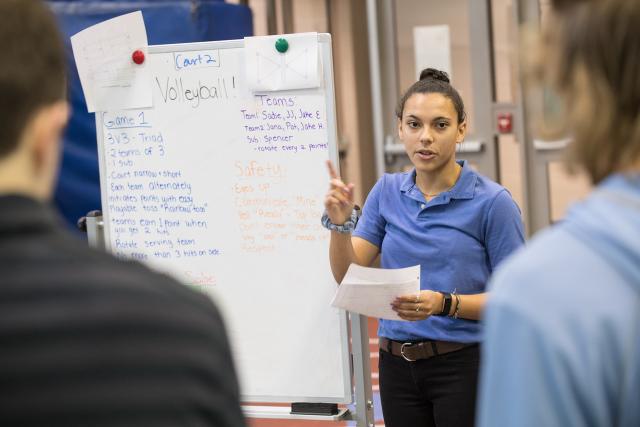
[396,66,464,122]
[419,68,450,84]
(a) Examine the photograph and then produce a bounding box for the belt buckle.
[400,342,417,362]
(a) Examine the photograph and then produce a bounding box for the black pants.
[379,344,480,427]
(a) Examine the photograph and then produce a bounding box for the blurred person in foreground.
[478,0,640,426]
[0,1,245,426]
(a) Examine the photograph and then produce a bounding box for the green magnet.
[275,38,289,53]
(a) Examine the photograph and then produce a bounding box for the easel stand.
[82,213,375,427]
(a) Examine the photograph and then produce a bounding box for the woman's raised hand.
[324,160,355,225]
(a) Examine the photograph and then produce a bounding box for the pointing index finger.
[326,160,339,180]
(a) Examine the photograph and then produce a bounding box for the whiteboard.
[95,35,352,403]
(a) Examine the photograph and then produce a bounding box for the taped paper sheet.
[71,11,152,112]
[244,33,321,92]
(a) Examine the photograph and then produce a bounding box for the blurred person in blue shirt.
[323,68,525,427]
[478,1,640,426]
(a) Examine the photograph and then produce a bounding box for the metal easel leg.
[350,313,375,427]
[84,211,105,250]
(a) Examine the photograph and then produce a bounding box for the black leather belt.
[379,337,470,362]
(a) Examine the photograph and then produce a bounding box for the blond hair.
[548,0,640,183]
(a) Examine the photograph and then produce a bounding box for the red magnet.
[132,49,145,65]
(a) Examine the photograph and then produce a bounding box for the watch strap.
[435,292,452,316]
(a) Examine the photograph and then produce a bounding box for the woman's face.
[398,92,466,176]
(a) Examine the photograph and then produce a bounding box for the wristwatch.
[434,292,452,316]
[321,206,360,234]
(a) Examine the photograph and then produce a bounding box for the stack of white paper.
[331,264,420,320]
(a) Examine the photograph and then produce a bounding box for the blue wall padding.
[48,1,252,230]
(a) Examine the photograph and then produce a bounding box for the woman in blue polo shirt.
[323,68,525,427]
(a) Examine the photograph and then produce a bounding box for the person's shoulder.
[464,172,519,220]
[471,170,512,202]
[487,219,639,382]
[491,225,581,286]
[488,220,624,321]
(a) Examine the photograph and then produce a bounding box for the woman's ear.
[456,121,467,144]
[397,117,404,140]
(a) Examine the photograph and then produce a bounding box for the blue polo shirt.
[353,161,525,343]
